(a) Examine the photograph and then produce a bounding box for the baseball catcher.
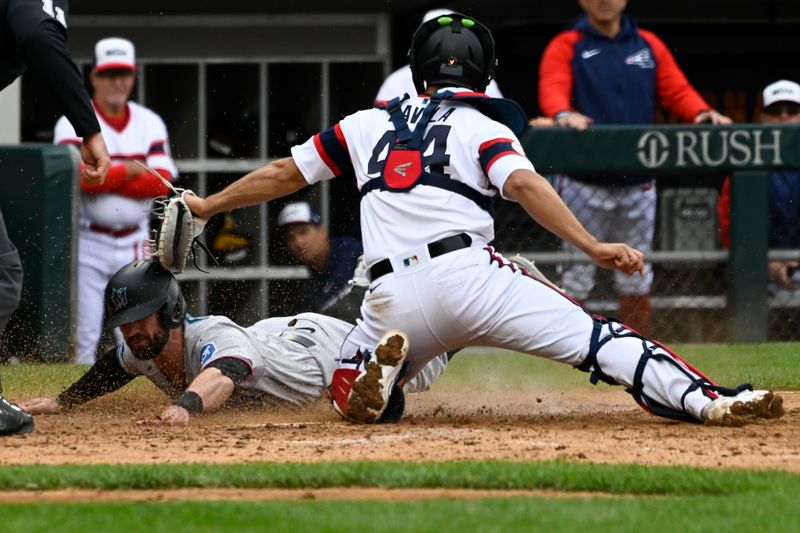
[19,260,447,424]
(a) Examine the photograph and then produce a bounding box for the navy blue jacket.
[769,170,800,249]
[539,14,709,186]
[305,235,362,312]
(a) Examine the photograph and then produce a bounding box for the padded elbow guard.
[206,357,252,384]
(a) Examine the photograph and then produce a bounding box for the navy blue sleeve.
[57,345,137,410]
[1,0,100,136]
[768,171,800,249]
[330,236,363,287]
[304,235,362,312]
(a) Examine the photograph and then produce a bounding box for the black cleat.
[0,395,34,436]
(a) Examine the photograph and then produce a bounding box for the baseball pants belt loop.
[88,223,140,238]
[367,233,473,281]
[279,332,317,348]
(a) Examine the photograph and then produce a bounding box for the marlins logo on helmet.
[111,287,128,310]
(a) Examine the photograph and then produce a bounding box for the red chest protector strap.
[377,92,441,191]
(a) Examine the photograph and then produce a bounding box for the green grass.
[0,460,796,494]
[1,363,159,398]
[431,342,800,392]
[1,343,799,531]
[2,496,799,533]
[667,343,800,389]
[0,462,799,532]
[3,342,799,399]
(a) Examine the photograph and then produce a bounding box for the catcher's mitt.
[133,161,210,273]
[153,190,209,272]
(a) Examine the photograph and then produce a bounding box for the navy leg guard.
[574,317,746,423]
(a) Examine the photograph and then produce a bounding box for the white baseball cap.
[93,37,136,73]
[277,202,321,227]
[762,80,800,108]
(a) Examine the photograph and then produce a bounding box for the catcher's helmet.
[105,260,187,329]
[409,12,496,94]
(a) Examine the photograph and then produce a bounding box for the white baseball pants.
[340,246,716,421]
[75,228,150,364]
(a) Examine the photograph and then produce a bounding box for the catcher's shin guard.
[329,330,409,424]
[575,317,743,423]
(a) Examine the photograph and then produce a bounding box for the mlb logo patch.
[200,343,217,365]
[402,255,419,268]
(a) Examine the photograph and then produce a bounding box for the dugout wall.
[0,145,79,362]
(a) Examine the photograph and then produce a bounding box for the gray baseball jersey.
[118,312,352,406]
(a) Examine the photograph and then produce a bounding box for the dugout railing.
[519,123,800,343]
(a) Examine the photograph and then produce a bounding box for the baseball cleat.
[702,389,784,425]
[346,330,409,424]
[0,395,34,436]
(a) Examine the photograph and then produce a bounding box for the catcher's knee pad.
[575,318,737,423]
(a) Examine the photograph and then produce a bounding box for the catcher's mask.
[105,260,187,329]
[408,12,496,94]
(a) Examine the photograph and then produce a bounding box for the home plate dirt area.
[3,388,798,474]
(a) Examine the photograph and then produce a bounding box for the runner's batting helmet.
[105,260,187,329]
[409,12,497,94]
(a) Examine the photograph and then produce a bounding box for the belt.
[279,331,316,348]
[88,224,140,238]
[367,233,472,281]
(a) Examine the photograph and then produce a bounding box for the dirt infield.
[0,487,615,504]
[2,387,798,473]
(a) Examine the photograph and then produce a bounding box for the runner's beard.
[127,329,169,360]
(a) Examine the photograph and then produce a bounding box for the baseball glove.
[131,160,211,273]
[153,190,209,272]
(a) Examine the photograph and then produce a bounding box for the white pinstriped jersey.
[291,87,534,267]
[54,101,178,228]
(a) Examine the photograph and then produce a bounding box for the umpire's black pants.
[0,207,22,336]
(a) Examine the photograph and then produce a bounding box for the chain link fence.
[496,175,799,342]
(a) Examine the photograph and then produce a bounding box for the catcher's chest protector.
[365,90,527,213]
[378,93,441,192]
